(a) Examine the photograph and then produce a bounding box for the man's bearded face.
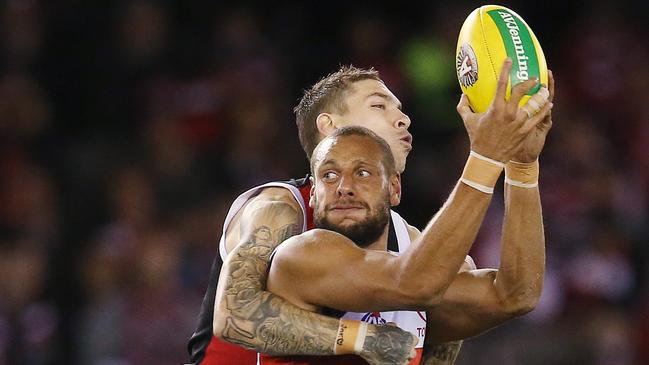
[313,191,390,248]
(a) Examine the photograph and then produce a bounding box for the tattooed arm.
[421,341,462,365]
[212,188,416,364]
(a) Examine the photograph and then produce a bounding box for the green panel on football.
[487,9,541,95]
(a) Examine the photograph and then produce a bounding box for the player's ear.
[309,177,316,209]
[389,173,401,206]
[316,113,337,137]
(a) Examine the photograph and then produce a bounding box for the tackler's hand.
[358,323,418,365]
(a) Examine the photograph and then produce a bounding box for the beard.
[314,195,390,248]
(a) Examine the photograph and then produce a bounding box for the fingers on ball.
[494,58,513,102]
[520,87,550,118]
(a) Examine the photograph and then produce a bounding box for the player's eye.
[323,171,338,180]
[357,169,371,178]
[371,104,386,110]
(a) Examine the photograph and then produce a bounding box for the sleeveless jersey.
[186,177,426,365]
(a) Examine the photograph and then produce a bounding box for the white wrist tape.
[460,151,504,194]
[333,319,368,355]
[469,150,505,168]
[505,160,539,188]
[354,322,368,353]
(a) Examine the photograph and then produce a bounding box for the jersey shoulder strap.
[219,179,309,261]
[389,210,412,253]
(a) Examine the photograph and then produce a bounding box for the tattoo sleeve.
[218,202,340,355]
[422,340,463,365]
[358,324,416,365]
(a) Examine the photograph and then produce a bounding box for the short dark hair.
[310,126,396,177]
[294,65,381,159]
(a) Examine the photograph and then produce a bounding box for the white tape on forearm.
[460,178,495,194]
[504,177,539,188]
[460,151,503,194]
[353,321,368,354]
[469,150,505,168]
[334,319,366,355]
[505,160,539,188]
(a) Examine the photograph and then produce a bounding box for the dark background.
[1,1,648,364]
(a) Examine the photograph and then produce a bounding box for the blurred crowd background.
[1,1,648,364]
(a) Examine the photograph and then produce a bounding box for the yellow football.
[456,5,548,113]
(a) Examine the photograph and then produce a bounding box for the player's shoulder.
[245,186,302,212]
[280,228,344,251]
[275,229,352,262]
[233,184,306,235]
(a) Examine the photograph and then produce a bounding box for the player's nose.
[394,111,411,130]
[336,175,355,197]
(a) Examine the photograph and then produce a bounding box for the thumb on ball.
[456,94,473,121]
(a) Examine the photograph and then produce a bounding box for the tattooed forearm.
[358,325,417,365]
[222,291,339,354]
[218,201,340,355]
[422,341,463,365]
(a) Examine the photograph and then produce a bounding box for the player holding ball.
[187,5,554,365]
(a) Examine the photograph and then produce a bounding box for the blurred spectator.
[2,0,43,66]
[0,71,51,142]
[0,240,59,365]
[117,1,168,69]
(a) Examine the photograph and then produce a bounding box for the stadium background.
[1,1,648,364]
